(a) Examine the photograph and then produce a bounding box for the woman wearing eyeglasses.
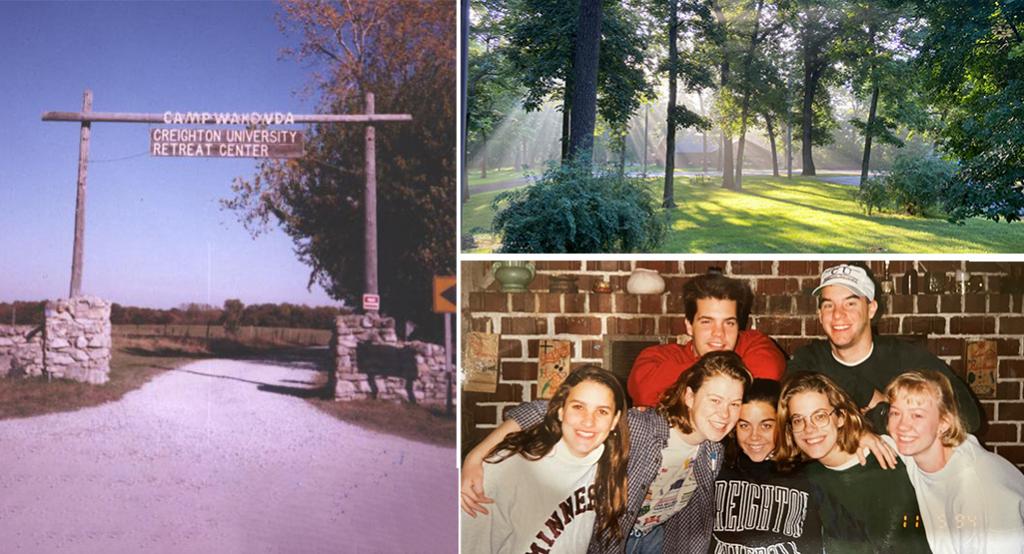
[775,372,931,553]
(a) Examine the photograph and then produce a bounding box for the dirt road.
[0,359,456,553]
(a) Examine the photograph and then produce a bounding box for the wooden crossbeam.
[43,90,409,308]
[42,112,412,124]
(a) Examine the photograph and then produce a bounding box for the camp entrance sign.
[43,90,410,302]
[150,127,305,158]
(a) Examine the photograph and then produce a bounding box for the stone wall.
[43,296,112,384]
[332,313,450,404]
[0,324,44,377]
[462,259,1024,470]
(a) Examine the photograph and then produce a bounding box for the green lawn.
[461,175,1024,253]
[467,167,528,187]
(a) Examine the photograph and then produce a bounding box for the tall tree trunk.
[480,136,488,178]
[560,104,571,162]
[860,23,880,186]
[642,104,649,179]
[698,91,707,174]
[663,0,679,208]
[460,0,470,203]
[765,112,779,177]
[734,0,764,190]
[522,135,528,169]
[713,1,735,189]
[618,134,626,177]
[567,0,602,165]
[800,20,821,177]
[801,63,818,176]
[786,116,792,178]
[861,84,879,184]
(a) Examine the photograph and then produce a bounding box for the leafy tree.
[222,0,454,340]
[838,2,929,183]
[914,0,1024,222]
[498,0,651,162]
[652,0,715,205]
[788,0,846,175]
[467,3,523,181]
[725,0,788,188]
[221,299,245,333]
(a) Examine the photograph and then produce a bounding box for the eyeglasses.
[790,408,837,432]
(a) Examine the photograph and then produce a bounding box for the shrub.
[856,151,956,216]
[491,158,666,253]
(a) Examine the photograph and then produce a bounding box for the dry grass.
[0,339,195,420]
[2,335,456,448]
[307,398,456,448]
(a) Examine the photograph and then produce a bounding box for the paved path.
[0,359,456,553]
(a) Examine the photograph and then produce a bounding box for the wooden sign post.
[69,90,91,298]
[43,90,410,306]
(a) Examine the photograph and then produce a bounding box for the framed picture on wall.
[964,339,998,399]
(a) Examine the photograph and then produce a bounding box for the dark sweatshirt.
[786,336,980,433]
[710,454,824,554]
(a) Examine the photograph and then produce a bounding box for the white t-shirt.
[461,439,604,554]
[899,434,1024,554]
[632,427,699,534]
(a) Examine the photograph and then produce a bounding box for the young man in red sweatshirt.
[627,272,785,407]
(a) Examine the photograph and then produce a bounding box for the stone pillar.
[44,296,111,384]
[332,313,450,404]
[0,325,45,378]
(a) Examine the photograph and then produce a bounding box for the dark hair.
[745,378,782,405]
[656,351,753,432]
[724,378,782,467]
[682,272,754,329]
[775,372,866,471]
[487,366,630,544]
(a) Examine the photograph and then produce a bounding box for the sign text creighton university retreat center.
[150,112,304,158]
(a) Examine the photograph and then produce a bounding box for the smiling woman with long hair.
[460,366,630,553]
[775,372,930,553]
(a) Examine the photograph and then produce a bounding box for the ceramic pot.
[549,275,579,293]
[492,261,535,292]
[626,268,665,295]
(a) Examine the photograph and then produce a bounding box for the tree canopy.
[223,0,455,340]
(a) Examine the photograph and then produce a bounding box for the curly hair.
[885,369,967,447]
[682,272,754,330]
[486,366,630,544]
[775,372,866,471]
[656,350,753,433]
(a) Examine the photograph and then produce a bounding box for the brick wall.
[461,259,1024,469]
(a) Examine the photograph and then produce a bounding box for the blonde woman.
[886,370,1024,553]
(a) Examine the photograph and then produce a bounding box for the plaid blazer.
[507,402,723,554]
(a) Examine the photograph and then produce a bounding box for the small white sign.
[362,293,380,311]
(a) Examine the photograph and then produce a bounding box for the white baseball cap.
[812,264,875,301]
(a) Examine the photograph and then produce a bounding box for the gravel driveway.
[0,359,456,553]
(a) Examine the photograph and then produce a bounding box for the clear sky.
[0,1,337,309]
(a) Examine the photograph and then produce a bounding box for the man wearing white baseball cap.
[786,263,981,437]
